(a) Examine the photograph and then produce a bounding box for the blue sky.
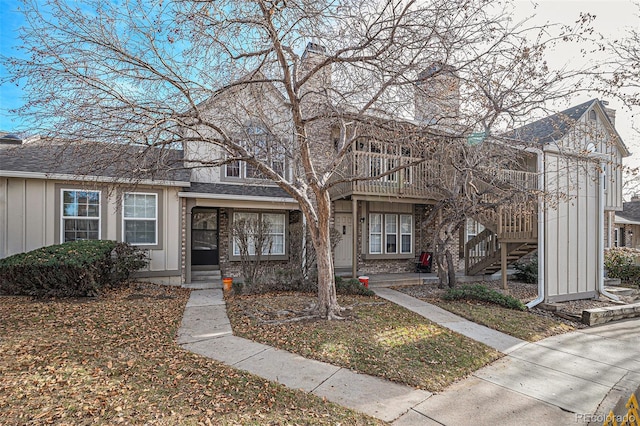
[0,0,26,132]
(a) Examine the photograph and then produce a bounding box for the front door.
[191,208,219,266]
[334,213,353,268]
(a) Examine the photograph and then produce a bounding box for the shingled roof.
[509,99,601,144]
[0,141,190,184]
[186,182,292,198]
[617,200,640,222]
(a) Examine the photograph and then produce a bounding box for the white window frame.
[400,214,412,254]
[60,189,101,243]
[263,213,286,256]
[369,213,383,254]
[385,214,398,253]
[225,161,241,178]
[122,192,158,246]
[369,213,413,255]
[232,212,286,256]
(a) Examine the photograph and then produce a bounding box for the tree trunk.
[307,189,340,319]
[445,248,457,288]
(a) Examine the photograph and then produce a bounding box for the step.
[182,281,222,290]
[192,275,221,282]
[191,271,221,282]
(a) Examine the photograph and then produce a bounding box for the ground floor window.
[123,192,157,245]
[61,189,101,242]
[465,218,485,242]
[369,213,412,254]
[232,212,286,256]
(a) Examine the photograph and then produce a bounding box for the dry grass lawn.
[0,283,382,425]
[226,292,502,392]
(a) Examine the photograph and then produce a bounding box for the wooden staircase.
[465,202,538,275]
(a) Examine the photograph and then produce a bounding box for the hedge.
[605,247,640,285]
[0,240,148,297]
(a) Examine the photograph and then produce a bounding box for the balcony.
[329,150,538,201]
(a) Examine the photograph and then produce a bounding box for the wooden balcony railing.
[329,150,539,200]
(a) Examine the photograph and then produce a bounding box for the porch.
[335,270,512,288]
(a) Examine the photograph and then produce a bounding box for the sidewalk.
[177,286,640,425]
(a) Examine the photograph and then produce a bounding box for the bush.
[232,274,374,297]
[0,240,148,297]
[335,276,375,296]
[513,254,538,284]
[442,284,526,310]
[605,247,640,285]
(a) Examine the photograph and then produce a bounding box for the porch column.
[501,242,508,290]
[352,198,358,279]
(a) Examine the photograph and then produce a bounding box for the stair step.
[192,276,221,282]
[192,272,221,282]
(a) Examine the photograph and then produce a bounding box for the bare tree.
[4,0,590,318]
[601,3,640,110]
[231,216,273,289]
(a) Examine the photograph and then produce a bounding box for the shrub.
[442,284,526,310]
[232,275,374,297]
[0,240,148,297]
[335,276,375,296]
[605,247,640,285]
[513,254,538,284]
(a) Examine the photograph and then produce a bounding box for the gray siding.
[0,177,182,282]
[544,153,600,302]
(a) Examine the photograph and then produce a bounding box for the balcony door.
[191,208,219,267]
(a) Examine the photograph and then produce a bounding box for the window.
[225,161,240,178]
[369,214,383,254]
[264,213,285,255]
[385,214,397,253]
[369,213,413,254]
[61,190,101,242]
[224,125,286,180]
[400,215,412,253]
[123,193,157,245]
[232,212,286,256]
[465,218,485,242]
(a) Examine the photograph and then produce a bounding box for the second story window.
[225,161,241,178]
[224,125,286,180]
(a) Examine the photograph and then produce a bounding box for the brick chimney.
[300,42,331,94]
[601,100,616,126]
[414,62,460,128]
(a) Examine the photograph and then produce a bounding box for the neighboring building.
[506,99,630,302]
[0,139,190,285]
[613,195,640,249]
[0,47,631,304]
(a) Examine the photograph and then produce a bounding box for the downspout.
[598,160,620,301]
[526,147,545,309]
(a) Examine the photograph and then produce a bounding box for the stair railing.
[465,228,500,275]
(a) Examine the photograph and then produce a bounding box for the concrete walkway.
[177,287,640,425]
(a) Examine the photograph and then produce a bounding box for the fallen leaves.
[227,292,501,392]
[1,283,381,425]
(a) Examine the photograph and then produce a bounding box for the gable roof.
[509,99,597,144]
[617,200,640,222]
[0,141,191,185]
[506,99,630,157]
